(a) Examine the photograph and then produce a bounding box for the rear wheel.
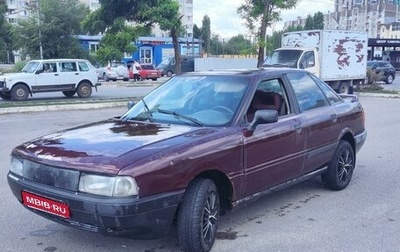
[11,84,29,101]
[338,82,350,94]
[0,91,12,100]
[62,91,76,98]
[322,140,355,190]
[386,74,394,84]
[178,178,219,252]
[77,82,92,98]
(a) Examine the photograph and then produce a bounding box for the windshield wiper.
[142,98,154,122]
[157,108,204,127]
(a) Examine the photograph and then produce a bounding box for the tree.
[94,18,138,64]
[11,0,90,60]
[0,1,13,63]
[238,0,298,67]
[193,24,201,39]
[304,12,324,30]
[201,15,211,55]
[83,0,184,74]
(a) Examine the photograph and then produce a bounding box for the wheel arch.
[340,131,356,159]
[78,79,94,87]
[188,170,234,213]
[12,82,32,94]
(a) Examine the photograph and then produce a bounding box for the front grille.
[22,159,80,191]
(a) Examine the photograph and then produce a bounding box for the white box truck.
[263,29,368,94]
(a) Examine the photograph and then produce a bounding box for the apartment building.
[4,0,32,24]
[285,0,400,39]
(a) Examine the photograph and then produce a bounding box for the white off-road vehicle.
[0,59,100,101]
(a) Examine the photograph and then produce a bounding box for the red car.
[129,64,161,81]
[7,69,366,252]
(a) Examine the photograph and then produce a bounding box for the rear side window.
[286,72,329,112]
[78,62,90,72]
[60,62,77,72]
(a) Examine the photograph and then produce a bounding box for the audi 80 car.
[7,68,367,252]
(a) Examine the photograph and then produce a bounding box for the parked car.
[366,60,396,84]
[134,64,162,81]
[97,61,129,82]
[0,59,100,101]
[7,68,367,252]
[156,56,196,77]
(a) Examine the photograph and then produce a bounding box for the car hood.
[13,118,216,174]
[3,72,32,79]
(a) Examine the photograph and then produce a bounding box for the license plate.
[22,191,70,219]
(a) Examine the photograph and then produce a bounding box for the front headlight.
[10,156,24,176]
[78,173,139,197]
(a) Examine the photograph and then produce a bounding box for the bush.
[13,61,28,72]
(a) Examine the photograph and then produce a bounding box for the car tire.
[116,66,127,76]
[11,84,29,101]
[322,140,355,191]
[177,178,219,252]
[0,91,12,100]
[62,91,76,98]
[338,82,350,94]
[77,82,92,98]
[167,70,173,77]
[152,78,157,81]
[103,73,110,82]
[386,74,394,84]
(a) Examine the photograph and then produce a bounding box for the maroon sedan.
[7,68,366,252]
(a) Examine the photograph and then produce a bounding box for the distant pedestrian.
[132,60,141,81]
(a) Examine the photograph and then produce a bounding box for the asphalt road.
[0,96,400,252]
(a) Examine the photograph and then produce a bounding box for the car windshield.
[264,50,302,68]
[121,75,249,127]
[367,61,375,67]
[156,57,172,67]
[110,62,125,67]
[21,61,40,73]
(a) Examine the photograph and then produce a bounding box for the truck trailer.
[263,29,368,94]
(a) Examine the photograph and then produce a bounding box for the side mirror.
[127,101,135,110]
[36,69,44,74]
[244,110,278,136]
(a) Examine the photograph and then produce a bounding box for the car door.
[57,61,80,89]
[34,62,62,91]
[242,77,307,197]
[286,72,341,173]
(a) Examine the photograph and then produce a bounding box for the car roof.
[28,59,89,63]
[181,67,308,77]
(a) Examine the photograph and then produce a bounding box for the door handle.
[75,73,79,75]
[54,74,59,76]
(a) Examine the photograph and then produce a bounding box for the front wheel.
[11,84,29,101]
[77,82,92,98]
[178,178,220,252]
[322,140,355,190]
[386,74,394,84]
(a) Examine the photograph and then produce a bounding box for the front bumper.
[7,172,184,239]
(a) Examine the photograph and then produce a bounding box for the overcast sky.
[192,0,335,38]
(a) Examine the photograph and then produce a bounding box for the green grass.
[0,97,138,109]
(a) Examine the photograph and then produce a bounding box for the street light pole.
[36,0,43,59]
